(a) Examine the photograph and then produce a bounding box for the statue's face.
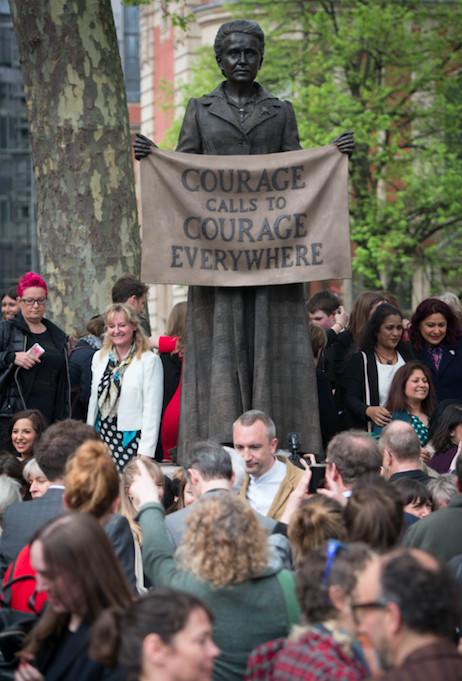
[217,33,263,84]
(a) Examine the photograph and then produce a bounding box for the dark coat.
[35,618,126,681]
[68,337,99,420]
[316,368,341,451]
[388,469,433,486]
[176,82,301,156]
[344,344,414,430]
[0,312,70,421]
[331,329,355,429]
[376,641,462,681]
[413,336,462,402]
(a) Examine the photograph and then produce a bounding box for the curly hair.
[101,303,152,360]
[384,360,436,417]
[17,272,48,297]
[359,303,404,354]
[179,493,268,587]
[409,298,461,351]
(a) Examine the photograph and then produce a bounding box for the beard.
[375,636,393,671]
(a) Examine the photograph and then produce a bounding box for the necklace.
[375,349,397,365]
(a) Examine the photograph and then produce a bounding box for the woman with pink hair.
[0,272,70,445]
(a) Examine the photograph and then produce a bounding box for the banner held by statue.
[141,144,351,287]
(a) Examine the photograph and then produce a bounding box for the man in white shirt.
[234,410,305,521]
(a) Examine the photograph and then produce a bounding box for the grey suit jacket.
[0,487,65,579]
[0,488,136,591]
[165,489,277,549]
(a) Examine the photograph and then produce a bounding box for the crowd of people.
[1,273,462,680]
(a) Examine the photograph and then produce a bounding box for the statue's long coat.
[176,83,323,459]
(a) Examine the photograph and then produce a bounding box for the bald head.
[379,421,421,464]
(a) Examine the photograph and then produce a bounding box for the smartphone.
[28,342,45,359]
[309,464,326,494]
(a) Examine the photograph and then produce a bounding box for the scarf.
[425,343,443,372]
[81,334,102,350]
[98,344,136,420]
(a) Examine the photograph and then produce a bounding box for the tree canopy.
[163,0,462,294]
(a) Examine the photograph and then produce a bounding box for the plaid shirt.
[245,628,368,681]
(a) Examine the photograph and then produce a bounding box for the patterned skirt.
[98,415,141,472]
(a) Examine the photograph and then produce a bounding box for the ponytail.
[89,607,125,669]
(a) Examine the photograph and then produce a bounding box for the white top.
[87,350,163,458]
[246,457,287,516]
[377,353,406,406]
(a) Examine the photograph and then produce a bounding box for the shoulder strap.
[361,351,373,433]
[276,569,301,627]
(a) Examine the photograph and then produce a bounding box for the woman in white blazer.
[87,303,163,471]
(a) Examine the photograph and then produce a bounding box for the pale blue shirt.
[246,457,287,516]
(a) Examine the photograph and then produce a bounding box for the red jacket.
[0,545,48,614]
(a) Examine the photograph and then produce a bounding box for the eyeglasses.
[321,539,349,591]
[350,599,389,624]
[21,297,47,306]
[351,599,389,612]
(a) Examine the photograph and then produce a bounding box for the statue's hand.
[331,130,354,158]
[133,132,158,160]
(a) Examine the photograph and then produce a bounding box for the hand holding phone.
[27,343,45,359]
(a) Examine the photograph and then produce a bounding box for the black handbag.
[0,608,38,679]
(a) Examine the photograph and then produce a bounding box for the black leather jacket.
[0,312,71,421]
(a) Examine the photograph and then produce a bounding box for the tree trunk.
[8,0,140,333]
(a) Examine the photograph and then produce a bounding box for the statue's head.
[214,20,265,79]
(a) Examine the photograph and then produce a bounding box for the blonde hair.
[64,441,120,519]
[288,496,347,565]
[166,301,187,357]
[117,459,165,545]
[178,494,268,587]
[23,458,47,484]
[436,292,462,323]
[101,303,152,360]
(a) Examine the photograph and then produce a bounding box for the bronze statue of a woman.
[134,20,353,458]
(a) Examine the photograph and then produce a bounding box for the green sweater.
[137,503,294,681]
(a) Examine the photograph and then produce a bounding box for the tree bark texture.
[8,0,140,333]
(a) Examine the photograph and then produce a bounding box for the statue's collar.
[208,81,277,103]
